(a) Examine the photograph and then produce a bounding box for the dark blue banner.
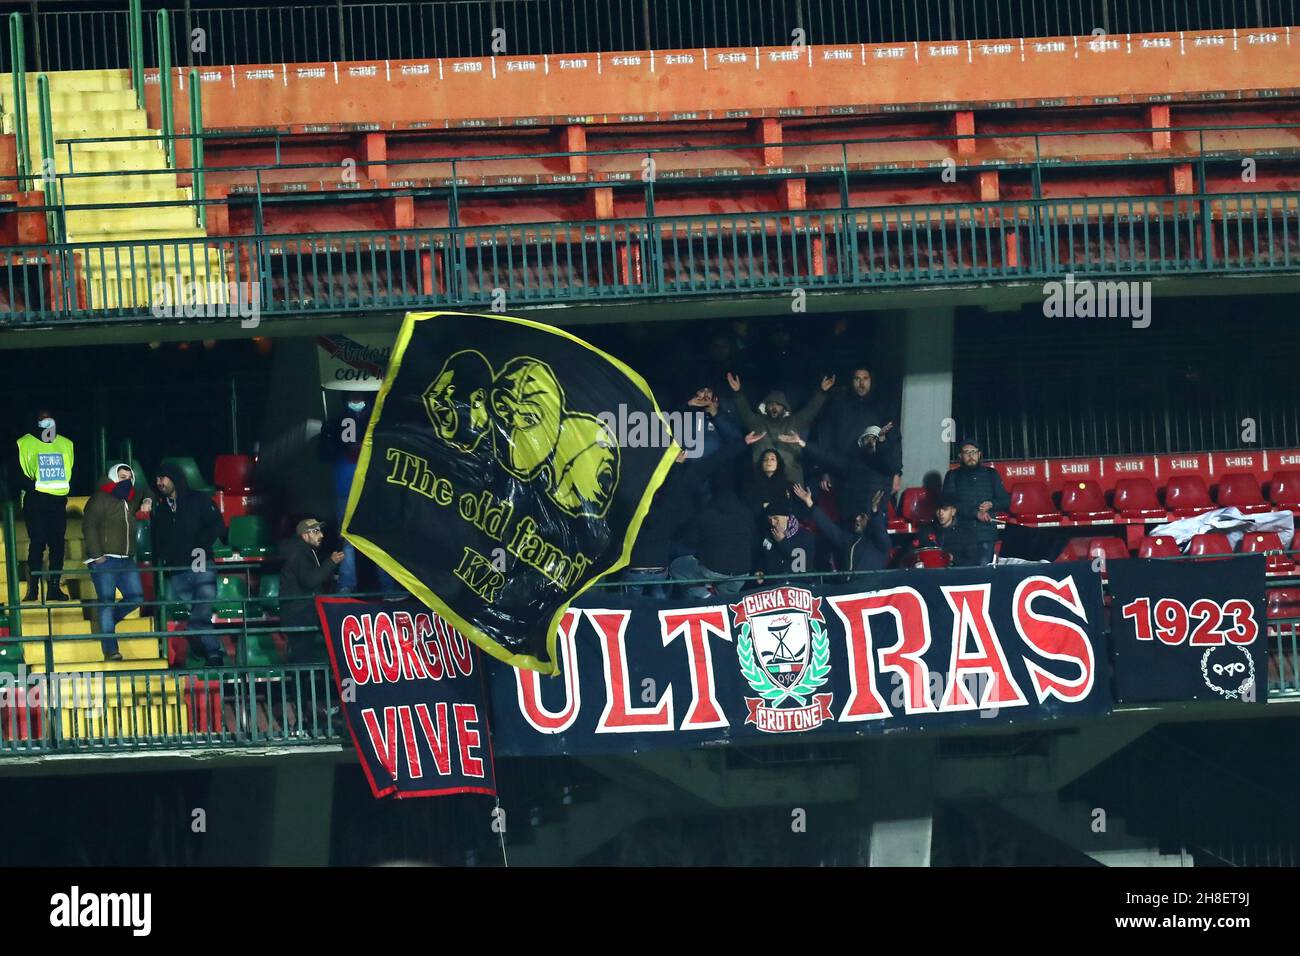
[487,561,1111,756]
[1107,555,1268,704]
[317,597,497,799]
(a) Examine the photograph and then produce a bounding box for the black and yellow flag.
[343,311,678,674]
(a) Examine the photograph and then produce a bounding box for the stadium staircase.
[0,495,183,743]
[2,69,225,311]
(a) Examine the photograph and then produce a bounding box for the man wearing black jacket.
[280,518,344,662]
[756,501,816,587]
[905,496,981,567]
[668,488,757,598]
[940,439,1010,565]
[793,484,891,575]
[817,368,901,495]
[780,430,899,529]
[151,467,228,666]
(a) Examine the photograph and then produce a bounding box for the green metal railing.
[5,0,1299,72]
[7,12,28,185]
[188,66,204,228]
[157,9,174,168]
[10,117,1300,235]
[127,0,144,110]
[2,190,1300,321]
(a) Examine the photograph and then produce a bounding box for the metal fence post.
[158,10,175,168]
[35,73,61,243]
[4,501,23,639]
[8,14,29,185]
[188,67,205,229]
[128,0,144,110]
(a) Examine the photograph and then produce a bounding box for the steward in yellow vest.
[15,411,74,601]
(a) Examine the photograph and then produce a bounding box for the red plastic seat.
[899,487,937,526]
[213,454,255,491]
[1215,472,1268,513]
[1267,588,1300,620]
[1112,478,1167,520]
[1060,480,1115,522]
[1009,481,1060,525]
[1164,475,1214,518]
[1189,532,1233,561]
[1240,531,1297,573]
[1137,535,1180,559]
[1269,471,1300,509]
[1086,537,1129,562]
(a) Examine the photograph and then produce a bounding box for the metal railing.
[0,547,1294,755]
[3,190,1300,323]
[0,558,356,754]
[14,119,1300,203]
[3,0,1298,72]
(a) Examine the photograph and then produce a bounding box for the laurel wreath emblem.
[736,617,831,708]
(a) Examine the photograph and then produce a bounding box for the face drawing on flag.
[423,350,494,452]
[491,358,565,480]
[426,353,622,519]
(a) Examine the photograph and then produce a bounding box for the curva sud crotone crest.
[732,586,833,733]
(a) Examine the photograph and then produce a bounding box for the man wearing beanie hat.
[725,371,835,484]
[82,463,152,659]
[940,439,1010,565]
[149,466,228,666]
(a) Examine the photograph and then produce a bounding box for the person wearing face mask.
[82,463,152,659]
[15,409,75,602]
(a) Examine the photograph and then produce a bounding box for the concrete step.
[22,635,162,665]
[19,70,132,93]
[62,172,184,196]
[18,615,155,640]
[29,109,149,133]
[67,206,201,234]
[63,186,192,207]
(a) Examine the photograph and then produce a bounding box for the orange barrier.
[144,29,1300,133]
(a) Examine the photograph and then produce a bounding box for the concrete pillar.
[892,308,955,490]
[862,738,936,867]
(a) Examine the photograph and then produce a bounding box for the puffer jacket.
[941,464,1011,544]
[82,468,150,560]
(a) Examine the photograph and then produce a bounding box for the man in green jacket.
[725,372,835,484]
[82,463,152,659]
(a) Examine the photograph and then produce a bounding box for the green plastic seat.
[212,574,249,623]
[254,573,281,619]
[159,456,215,495]
[228,516,272,559]
[134,515,153,563]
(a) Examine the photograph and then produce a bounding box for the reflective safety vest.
[17,433,74,496]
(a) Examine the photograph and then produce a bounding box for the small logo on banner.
[732,587,833,733]
[1201,644,1255,700]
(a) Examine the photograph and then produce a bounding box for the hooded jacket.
[82,463,150,561]
[733,386,828,484]
[803,438,900,519]
[147,468,227,567]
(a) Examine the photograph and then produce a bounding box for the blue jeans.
[976,541,997,566]
[89,557,143,655]
[172,570,221,657]
[621,568,668,600]
[669,554,744,599]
